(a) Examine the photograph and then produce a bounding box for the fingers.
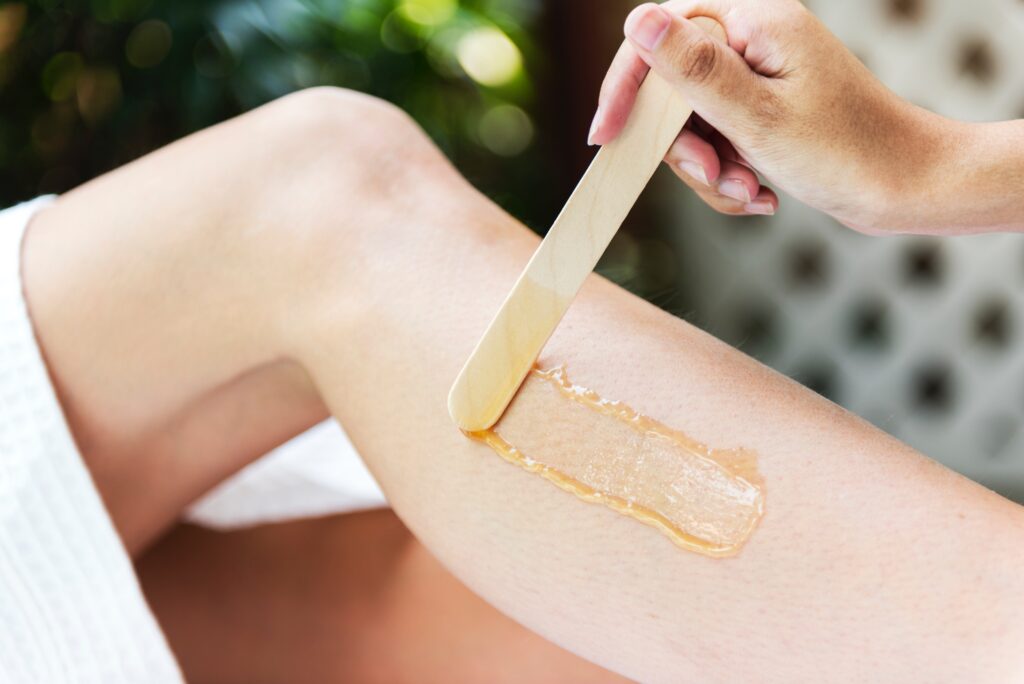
[665,126,721,185]
[716,160,760,205]
[591,2,732,146]
[665,127,777,216]
[748,186,779,216]
[682,173,778,216]
[593,2,778,217]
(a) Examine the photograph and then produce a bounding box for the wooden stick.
[449,18,726,432]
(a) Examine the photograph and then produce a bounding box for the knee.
[268,87,409,144]
[237,88,462,295]
[257,87,445,195]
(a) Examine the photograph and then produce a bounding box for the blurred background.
[2,0,1023,501]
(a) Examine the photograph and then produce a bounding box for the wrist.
[824,99,957,236]
[867,107,963,235]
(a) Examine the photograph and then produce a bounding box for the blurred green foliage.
[0,0,555,224]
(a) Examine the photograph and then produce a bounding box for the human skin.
[21,88,1024,681]
[138,511,629,684]
[592,0,1024,233]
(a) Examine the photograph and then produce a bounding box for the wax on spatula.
[448,17,726,432]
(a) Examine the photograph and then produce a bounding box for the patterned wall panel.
[665,0,1024,500]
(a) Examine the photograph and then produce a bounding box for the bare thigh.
[138,510,630,684]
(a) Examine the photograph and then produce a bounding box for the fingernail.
[745,201,776,216]
[625,4,671,51]
[718,180,752,203]
[678,161,708,185]
[588,108,601,146]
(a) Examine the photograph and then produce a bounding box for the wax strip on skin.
[469,367,765,557]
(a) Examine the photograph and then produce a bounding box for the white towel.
[0,197,388,681]
[186,418,388,529]
[0,197,183,683]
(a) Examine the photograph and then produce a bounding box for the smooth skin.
[138,511,630,684]
[22,86,1024,682]
[592,0,1024,233]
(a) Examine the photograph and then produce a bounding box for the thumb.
[624,4,761,116]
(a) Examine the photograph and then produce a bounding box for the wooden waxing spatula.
[449,17,726,432]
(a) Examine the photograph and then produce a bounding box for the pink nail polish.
[625,5,671,52]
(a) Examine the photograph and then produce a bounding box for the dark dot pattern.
[788,240,829,288]
[912,362,954,413]
[903,242,944,286]
[849,299,890,351]
[958,37,998,84]
[888,0,926,22]
[974,298,1011,347]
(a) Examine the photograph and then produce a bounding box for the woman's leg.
[138,511,630,684]
[22,89,376,550]
[23,87,1024,681]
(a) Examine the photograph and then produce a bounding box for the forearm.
[921,118,1024,234]
[289,147,1024,680]
[808,95,1024,236]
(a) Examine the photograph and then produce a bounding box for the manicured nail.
[588,108,602,146]
[625,4,671,51]
[678,161,708,185]
[718,180,751,203]
[745,201,776,216]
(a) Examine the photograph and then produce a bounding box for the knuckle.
[676,37,718,84]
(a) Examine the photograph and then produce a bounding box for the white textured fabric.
[0,197,183,683]
[187,419,387,530]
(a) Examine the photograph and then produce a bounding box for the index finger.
[591,0,728,146]
[590,39,649,146]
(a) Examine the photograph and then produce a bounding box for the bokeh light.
[125,19,172,68]
[0,3,27,53]
[1,0,551,229]
[42,52,84,102]
[456,25,522,87]
[398,0,457,27]
[76,67,122,124]
[478,103,532,156]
